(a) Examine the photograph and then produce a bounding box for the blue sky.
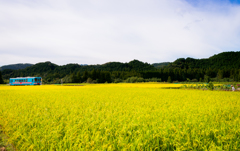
[0,0,240,65]
[186,0,240,6]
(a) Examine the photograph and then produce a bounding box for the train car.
[9,77,42,86]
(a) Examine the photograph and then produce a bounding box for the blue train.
[9,77,42,86]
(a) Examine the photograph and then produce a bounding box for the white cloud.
[0,0,240,65]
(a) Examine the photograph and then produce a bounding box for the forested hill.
[167,51,240,69]
[0,63,33,71]
[1,51,240,83]
[152,62,170,69]
[2,60,155,81]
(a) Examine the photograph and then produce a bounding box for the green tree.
[238,70,240,82]
[105,72,112,83]
[207,82,214,90]
[82,71,89,82]
[167,76,172,83]
[87,78,93,83]
[204,75,210,83]
[217,70,223,80]
[91,69,97,80]
[0,71,4,84]
[76,71,82,83]
[70,73,78,83]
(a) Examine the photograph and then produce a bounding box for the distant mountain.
[152,62,170,69]
[0,63,33,71]
[166,51,240,69]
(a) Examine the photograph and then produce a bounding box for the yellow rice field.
[0,84,240,150]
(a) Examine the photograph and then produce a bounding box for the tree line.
[1,51,240,84]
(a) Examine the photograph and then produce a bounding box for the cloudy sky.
[0,0,240,66]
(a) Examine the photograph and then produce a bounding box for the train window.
[26,79,28,82]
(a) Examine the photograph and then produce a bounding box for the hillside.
[1,51,240,83]
[2,60,156,83]
[167,51,240,69]
[152,62,170,69]
[0,63,33,71]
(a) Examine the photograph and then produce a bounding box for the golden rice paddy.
[0,84,240,150]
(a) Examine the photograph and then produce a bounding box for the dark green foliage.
[204,75,210,83]
[1,52,240,83]
[114,78,123,83]
[207,82,214,90]
[152,62,170,69]
[76,71,82,83]
[167,51,240,69]
[0,71,4,84]
[0,63,33,71]
[167,76,172,83]
[125,77,144,83]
